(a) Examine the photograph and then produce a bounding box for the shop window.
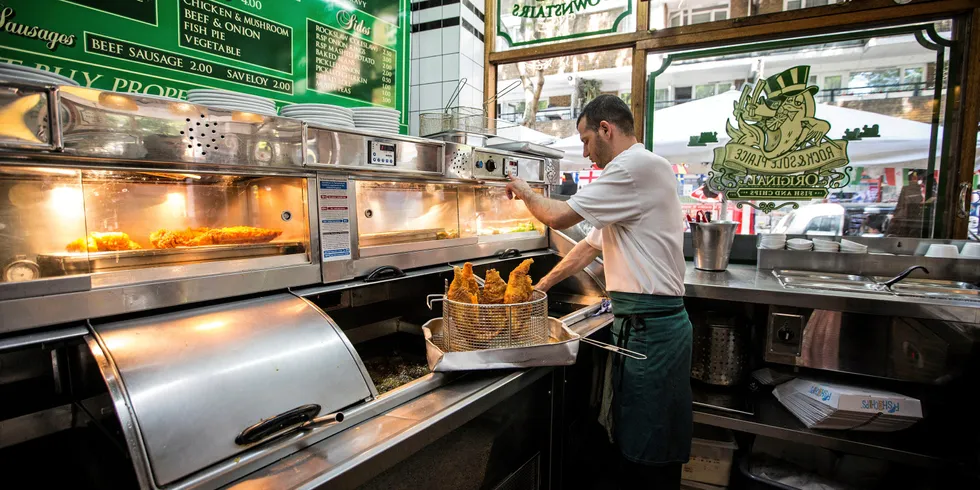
[645,23,960,238]
[649,0,855,31]
[496,48,632,141]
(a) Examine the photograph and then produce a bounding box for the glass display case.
[354,181,468,253]
[461,185,545,243]
[0,165,311,286]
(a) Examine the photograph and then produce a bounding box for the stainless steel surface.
[692,393,950,468]
[684,264,980,323]
[0,325,88,352]
[224,368,551,490]
[89,293,373,486]
[358,237,480,257]
[691,221,738,271]
[443,142,546,182]
[0,404,73,450]
[757,246,980,282]
[484,138,565,159]
[423,317,580,371]
[430,289,550,352]
[772,269,980,303]
[691,318,748,386]
[36,241,306,275]
[764,305,962,384]
[0,274,91,301]
[0,262,320,337]
[57,87,304,167]
[322,235,550,284]
[549,228,606,296]
[305,126,444,175]
[0,82,53,149]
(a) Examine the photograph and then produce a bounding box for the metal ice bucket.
[691,221,739,271]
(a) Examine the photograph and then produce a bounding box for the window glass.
[495,48,633,146]
[650,0,868,31]
[646,24,962,238]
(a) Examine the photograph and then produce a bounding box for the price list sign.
[0,0,408,129]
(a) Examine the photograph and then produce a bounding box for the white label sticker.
[317,178,352,262]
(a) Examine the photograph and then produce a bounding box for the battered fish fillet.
[478,269,507,304]
[150,226,282,248]
[66,232,141,253]
[504,258,535,304]
[206,226,283,245]
[150,228,211,249]
[447,264,478,304]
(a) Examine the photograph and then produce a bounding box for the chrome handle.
[426,294,446,310]
[958,182,970,219]
[579,337,648,360]
[235,404,344,446]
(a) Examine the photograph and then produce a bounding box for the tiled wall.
[409,0,486,136]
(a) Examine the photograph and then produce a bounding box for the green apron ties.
[609,291,693,465]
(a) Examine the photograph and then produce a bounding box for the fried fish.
[479,268,507,304]
[447,263,478,304]
[504,258,535,304]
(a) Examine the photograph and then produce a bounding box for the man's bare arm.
[536,240,601,293]
[505,177,583,230]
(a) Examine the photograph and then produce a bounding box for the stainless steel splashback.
[444,142,547,182]
[87,293,373,487]
[305,126,444,175]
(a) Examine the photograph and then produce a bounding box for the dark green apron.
[609,291,693,465]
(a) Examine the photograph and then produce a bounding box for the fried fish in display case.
[0,165,311,286]
[460,185,546,243]
[354,181,469,253]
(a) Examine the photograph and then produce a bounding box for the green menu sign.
[0,0,409,131]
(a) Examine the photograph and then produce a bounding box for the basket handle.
[579,338,647,360]
[427,294,446,310]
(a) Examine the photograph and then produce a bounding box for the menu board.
[0,0,408,131]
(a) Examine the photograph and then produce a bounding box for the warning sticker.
[317,178,352,262]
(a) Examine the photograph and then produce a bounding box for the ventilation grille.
[493,452,540,490]
[180,113,225,158]
[545,160,559,184]
[449,148,471,177]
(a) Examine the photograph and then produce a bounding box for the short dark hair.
[577,94,634,136]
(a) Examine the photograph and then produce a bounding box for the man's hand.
[505,175,533,200]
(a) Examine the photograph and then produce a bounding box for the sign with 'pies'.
[708,65,852,212]
[0,0,408,129]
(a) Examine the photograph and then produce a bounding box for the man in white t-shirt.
[506,95,692,489]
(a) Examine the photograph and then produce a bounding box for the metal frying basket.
[426,290,550,352]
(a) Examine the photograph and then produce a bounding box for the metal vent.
[449,148,470,177]
[181,113,224,158]
[493,452,540,490]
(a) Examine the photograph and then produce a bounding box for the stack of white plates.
[0,63,79,86]
[840,239,869,254]
[787,238,813,251]
[187,89,276,116]
[352,107,400,133]
[759,234,787,250]
[774,378,922,432]
[812,239,840,252]
[280,104,354,128]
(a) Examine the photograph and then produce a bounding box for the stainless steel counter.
[223,312,613,490]
[684,263,980,323]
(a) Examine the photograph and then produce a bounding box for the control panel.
[471,149,539,180]
[368,140,397,166]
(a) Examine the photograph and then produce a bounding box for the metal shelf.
[692,388,963,469]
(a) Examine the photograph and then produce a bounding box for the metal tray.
[422,317,580,371]
[485,137,565,159]
[37,241,306,275]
